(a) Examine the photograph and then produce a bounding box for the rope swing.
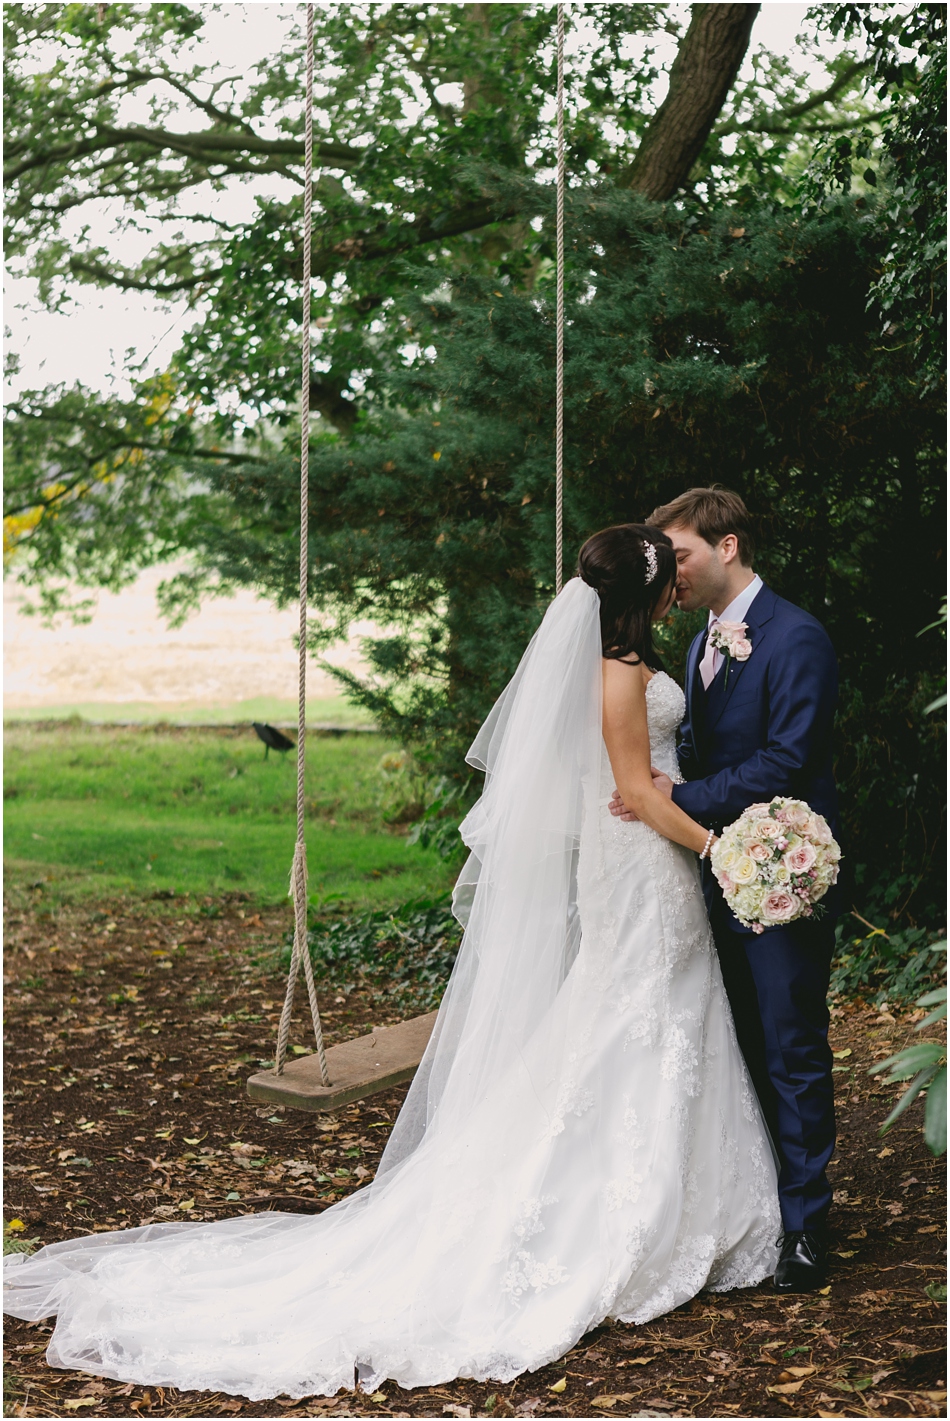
[268,2,567,1088]
[555,1,565,594]
[274,1,330,1085]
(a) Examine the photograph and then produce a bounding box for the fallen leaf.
[877,1146,894,1158]
[779,1366,817,1380]
[64,1401,100,1411]
[624,1354,656,1365]
[548,1378,567,1394]
[832,1048,852,1059]
[177,1198,195,1211]
[768,1380,805,1394]
[835,1249,857,1258]
[917,1224,940,1233]
[6,1218,26,1232]
[590,1396,635,1409]
[818,1285,832,1295]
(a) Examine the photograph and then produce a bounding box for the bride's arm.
[602,660,715,856]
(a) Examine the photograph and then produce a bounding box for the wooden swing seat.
[247,1011,437,1113]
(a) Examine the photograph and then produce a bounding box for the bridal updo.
[577,523,676,668]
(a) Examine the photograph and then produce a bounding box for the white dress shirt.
[701,573,763,688]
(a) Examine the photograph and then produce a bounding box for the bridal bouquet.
[710,797,841,933]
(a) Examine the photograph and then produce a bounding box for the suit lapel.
[686,628,706,708]
[704,583,776,732]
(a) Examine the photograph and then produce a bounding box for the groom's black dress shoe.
[773,1231,827,1292]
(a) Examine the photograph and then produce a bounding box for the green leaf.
[880,1065,940,1133]
[924,1282,947,1302]
[916,1003,948,1030]
[923,1068,947,1156]
[870,1042,946,1079]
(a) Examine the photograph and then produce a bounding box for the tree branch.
[4,124,362,183]
[619,3,761,200]
[67,257,220,294]
[715,58,872,135]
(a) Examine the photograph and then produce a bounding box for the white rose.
[716,845,739,872]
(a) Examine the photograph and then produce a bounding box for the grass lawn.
[4,721,453,909]
[3,694,373,728]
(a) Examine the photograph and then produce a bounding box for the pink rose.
[732,638,752,660]
[811,817,833,846]
[761,890,799,923]
[784,843,817,874]
[758,820,781,839]
[719,872,735,893]
[748,843,771,862]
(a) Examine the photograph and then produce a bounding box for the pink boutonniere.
[710,619,752,684]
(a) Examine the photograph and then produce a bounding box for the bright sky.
[4,2,856,404]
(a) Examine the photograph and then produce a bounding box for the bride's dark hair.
[577,524,676,667]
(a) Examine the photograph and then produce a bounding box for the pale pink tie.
[700,621,719,690]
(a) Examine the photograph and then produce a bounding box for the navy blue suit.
[672,583,839,1233]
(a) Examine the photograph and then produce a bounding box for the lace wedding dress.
[4,582,780,1401]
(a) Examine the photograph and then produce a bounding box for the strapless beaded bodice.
[599,669,685,796]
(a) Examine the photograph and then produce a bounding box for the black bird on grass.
[252,722,295,759]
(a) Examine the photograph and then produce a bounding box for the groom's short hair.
[649,486,755,566]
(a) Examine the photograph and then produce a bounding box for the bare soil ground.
[3,892,946,1420]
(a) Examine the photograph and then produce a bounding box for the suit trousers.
[712,911,837,1234]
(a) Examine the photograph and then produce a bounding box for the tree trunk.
[620,3,760,200]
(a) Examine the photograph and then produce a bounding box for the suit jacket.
[671,582,843,933]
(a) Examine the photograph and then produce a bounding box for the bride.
[4,524,780,1401]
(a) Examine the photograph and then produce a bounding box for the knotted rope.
[274,0,330,1085]
[554,2,565,594]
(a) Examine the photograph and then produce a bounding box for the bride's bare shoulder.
[601,656,651,704]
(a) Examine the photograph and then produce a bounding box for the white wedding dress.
[4,582,780,1401]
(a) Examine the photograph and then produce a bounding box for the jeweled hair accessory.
[643,539,658,586]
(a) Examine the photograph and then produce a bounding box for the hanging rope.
[274,0,330,1086]
[554,2,565,594]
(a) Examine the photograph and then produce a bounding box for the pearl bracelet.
[699,828,715,860]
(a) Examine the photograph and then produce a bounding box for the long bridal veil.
[379,576,603,1173]
[3,577,611,1396]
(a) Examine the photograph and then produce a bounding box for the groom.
[610,487,840,1292]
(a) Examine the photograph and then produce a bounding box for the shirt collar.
[708,573,763,628]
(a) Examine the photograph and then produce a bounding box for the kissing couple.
[6,486,842,1402]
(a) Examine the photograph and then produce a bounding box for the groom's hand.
[608,789,638,822]
[651,769,674,798]
[609,769,674,821]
